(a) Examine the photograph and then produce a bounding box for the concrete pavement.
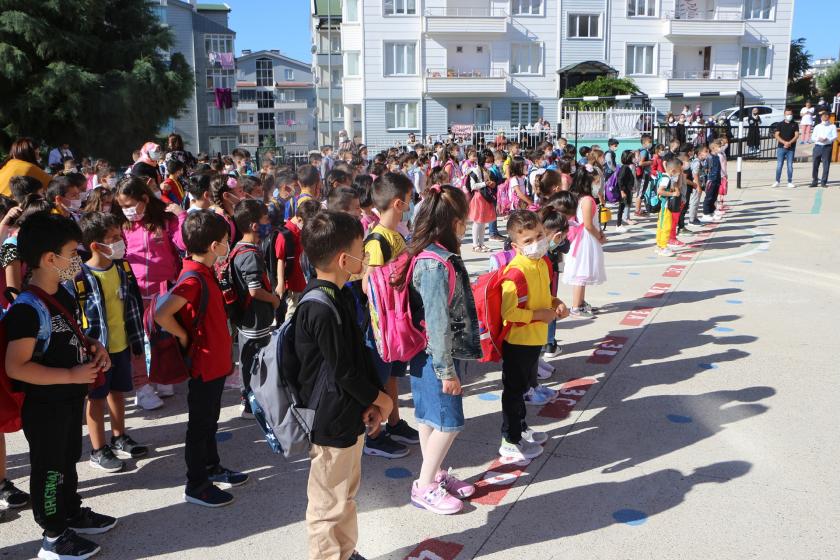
[1,161,839,559]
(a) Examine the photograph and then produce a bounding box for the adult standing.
[47,143,74,173]
[338,129,356,153]
[164,133,197,171]
[799,101,815,144]
[0,137,51,197]
[772,108,799,188]
[746,108,762,153]
[811,111,838,188]
[816,97,831,119]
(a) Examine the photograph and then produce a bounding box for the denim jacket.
[410,244,481,380]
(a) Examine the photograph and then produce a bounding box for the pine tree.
[0,0,193,162]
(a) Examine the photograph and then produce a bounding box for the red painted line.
[470,457,532,506]
[662,264,686,278]
[404,538,464,560]
[643,282,671,298]
[538,377,598,419]
[676,251,697,261]
[586,335,629,363]
[620,307,654,326]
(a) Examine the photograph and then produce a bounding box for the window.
[626,44,655,75]
[257,90,274,109]
[384,0,416,16]
[278,111,296,124]
[258,113,276,130]
[277,89,296,102]
[239,89,256,101]
[511,102,539,125]
[204,34,233,54]
[332,103,343,119]
[627,0,656,17]
[256,58,273,86]
[346,0,359,21]
[384,42,417,76]
[744,0,773,19]
[512,0,542,16]
[741,46,769,77]
[568,14,601,38]
[386,102,418,130]
[206,68,234,90]
[331,68,343,85]
[285,68,294,80]
[239,134,257,146]
[346,52,360,76]
[150,1,166,23]
[511,43,542,75]
[278,132,298,144]
[207,104,235,126]
[209,136,237,155]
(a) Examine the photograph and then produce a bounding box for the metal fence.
[652,124,781,160]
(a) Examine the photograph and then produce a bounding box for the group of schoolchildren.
[0,126,728,560]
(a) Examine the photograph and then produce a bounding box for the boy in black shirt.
[292,211,390,560]
[5,213,115,560]
[230,199,280,418]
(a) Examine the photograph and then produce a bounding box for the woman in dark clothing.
[746,108,762,153]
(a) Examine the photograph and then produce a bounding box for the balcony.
[238,121,258,133]
[275,100,309,110]
[663,70,741,94]
[316,52,342,66]
[424,7,508,34]
[424,68,507,96]
[276,122,309,132]
[316,87,343,100]
[664,11,745,37]
[237,100,257,111]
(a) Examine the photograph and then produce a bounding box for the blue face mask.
[548,239,559,251]
[401,199,414,223]
[258,223,272,240]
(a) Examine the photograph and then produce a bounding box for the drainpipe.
[327,0,333,145]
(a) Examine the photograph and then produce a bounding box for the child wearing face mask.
[70,212,149,474]
[115,176,183,410]
[655,159,684,257]
[498,210,570,461]
[538,206,570,369]
[47,174,85,220]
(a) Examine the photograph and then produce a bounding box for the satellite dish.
[310,44,317,54]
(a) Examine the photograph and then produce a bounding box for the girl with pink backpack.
[392,185,482,515]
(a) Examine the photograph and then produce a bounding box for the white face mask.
[147,150,160,161]
[153,190,162,199]
[521,238,548,260]
[785,115,793,122]
[107,177,117,188]
[102,240,126,260]
[123,205,144,222]
[215,242,230,264]
[67,198,82,211]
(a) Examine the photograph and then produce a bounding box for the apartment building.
[235,50,317,154]
[151,1,239,155]
[331,0,793,143]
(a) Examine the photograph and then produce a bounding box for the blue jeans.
[547,319,556,346]
[812,144,831,185]
[409,353,464,432]
[488,217,500,236]
[775,146,794,182]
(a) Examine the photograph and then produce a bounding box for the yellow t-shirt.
[501,253,551,346]
[89,264,128,353]
[364,224,405,267]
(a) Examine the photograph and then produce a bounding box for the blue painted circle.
[628,272,641,276]
[385,467,412,479]
[607,291,622,296]
[666,414,693,424]
[646,256,658,260]
[740,260,753,264]
[729,278,744,283]
[215,432,233,442]
[613,509,647,525]
[698,363,718,370]
[714,327,734,333]
[725,299,743,304]
[478,393,501,401]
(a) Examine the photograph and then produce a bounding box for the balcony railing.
[425,68,507,79]
[664,10,743,21]
[424,7,507,17]
[664,70,740,80]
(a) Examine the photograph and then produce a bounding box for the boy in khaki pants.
[291,211,391,560]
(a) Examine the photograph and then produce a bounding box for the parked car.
[712,105,786,137]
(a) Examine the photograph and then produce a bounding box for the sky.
[226,0,838,63]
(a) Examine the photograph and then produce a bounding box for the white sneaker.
[698,214,714,223]
[499,437,544,461]
[135,384,164,411]
[537,367,552,381]
[771,181,779,188]
[522,428,548,445]
[658,248,675,257]
[615,225,628,234]
[156,384,175,398]
[787,182,796,189]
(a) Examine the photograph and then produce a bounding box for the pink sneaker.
[411,481,463,515]
[435,468,475,499]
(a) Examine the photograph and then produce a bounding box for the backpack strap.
[364,231,392,264]
[27,285,90,361]
[296,288,341,412]
[11,291,53,358]
[175,270,209,336]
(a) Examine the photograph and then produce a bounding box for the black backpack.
[261,226,297,292]
[364,232,392,264]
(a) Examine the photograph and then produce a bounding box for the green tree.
[563,76,640,108]
[787,37,815,101]
[0,0,193,163]
[817,62,840,98]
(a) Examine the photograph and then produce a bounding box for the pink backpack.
[496,179,511,216]
[366,250,456,363]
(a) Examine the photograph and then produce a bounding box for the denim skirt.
[409,352,465,432]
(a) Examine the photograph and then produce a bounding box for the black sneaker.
[37,529,100,560]
[88,447,124,473]
[184,484,234,508]
[67,507,117,535]
[239,396,254,420]
[207,465,248,488]
[0,478,29,508]
[349,552,368,560]
[110,434,148,460]
[543,343,562,359]
[363,433,410,459]
[385,419,420,445]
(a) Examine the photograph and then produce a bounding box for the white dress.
[562,196,607,287]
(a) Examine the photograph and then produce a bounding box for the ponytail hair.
[534,169,562,198]
[393,184,468,289]
[569,166,596,199]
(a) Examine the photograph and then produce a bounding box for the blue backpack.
[646,172,666,211]
[248,289,339,459]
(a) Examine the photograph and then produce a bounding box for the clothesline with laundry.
[208,51,235,70]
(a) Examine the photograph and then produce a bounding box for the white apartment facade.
[333,0,793,143]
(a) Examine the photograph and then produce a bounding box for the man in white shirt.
[811,111,838,188]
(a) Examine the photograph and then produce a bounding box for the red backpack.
[471,256,551,363]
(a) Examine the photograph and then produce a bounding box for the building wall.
[164,1,201,153]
